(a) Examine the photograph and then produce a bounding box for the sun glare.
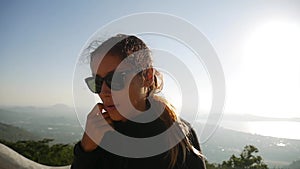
[240,20,300,118]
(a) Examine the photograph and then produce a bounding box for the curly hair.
[91,34,151,72]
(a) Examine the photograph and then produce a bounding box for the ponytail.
[151,95,203,169]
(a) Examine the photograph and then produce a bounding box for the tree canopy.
[207,145,269,169]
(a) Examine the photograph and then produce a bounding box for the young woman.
[71,34,206,169]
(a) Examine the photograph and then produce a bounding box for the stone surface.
[0,143,70,169]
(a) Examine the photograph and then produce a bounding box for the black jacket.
[71,118,206,169]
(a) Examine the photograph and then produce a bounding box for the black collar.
[114,113,166,138]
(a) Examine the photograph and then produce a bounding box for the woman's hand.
[80,103,114,152]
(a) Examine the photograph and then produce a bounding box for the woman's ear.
[142,68,155,87]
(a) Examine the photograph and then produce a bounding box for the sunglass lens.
[85,71,128,93]
[85,77,101,93]
[109,72,125,90]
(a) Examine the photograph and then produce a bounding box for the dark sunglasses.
[85,70,134,93]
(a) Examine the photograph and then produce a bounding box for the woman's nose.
[99,81,111,97]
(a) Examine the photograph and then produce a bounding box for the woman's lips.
[105,105,117,112]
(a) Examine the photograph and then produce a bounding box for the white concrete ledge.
[0,143,70,169]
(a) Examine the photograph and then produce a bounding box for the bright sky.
[1,0,300,118]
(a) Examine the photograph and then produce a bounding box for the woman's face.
[91,54,148,122]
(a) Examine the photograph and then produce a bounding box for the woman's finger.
[102,112,114,125]
[88,103,105,118]
[91,113,113,127]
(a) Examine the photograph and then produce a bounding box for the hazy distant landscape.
[0,104,300,168]
[0,104,83,144]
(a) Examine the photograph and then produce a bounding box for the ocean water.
[219,120,300,140]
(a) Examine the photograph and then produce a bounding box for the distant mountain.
[0,104,74,117]
[0,122,39,142]
[0,106,82,144]
[0,105,78,125]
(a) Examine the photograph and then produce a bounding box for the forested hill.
[0,122,39,142]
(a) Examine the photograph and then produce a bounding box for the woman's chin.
[108,110,127,122]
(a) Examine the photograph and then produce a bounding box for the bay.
[219,120,300,140]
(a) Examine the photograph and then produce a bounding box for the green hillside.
[0,122,40,142]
